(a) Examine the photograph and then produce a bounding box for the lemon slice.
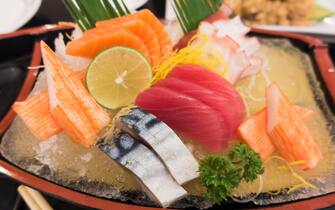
[86,46,152,109]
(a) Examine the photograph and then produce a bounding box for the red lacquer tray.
[0,25,334,210]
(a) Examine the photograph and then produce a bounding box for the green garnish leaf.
[199,143,264,204]
[63,0,130,31]
[229,143,264,182]
[199,156,241,204]
[171,0,224,33]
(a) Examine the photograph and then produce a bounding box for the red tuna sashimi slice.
[135,86,224,152]
[168,64,245,138]
[155,77,234,148]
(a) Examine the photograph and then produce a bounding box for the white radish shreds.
[71,24,83,39]
[54,33,91,71]
[164,20,184,45]
[197,16,265,84]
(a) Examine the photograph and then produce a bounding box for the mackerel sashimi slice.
[136,64,245,152]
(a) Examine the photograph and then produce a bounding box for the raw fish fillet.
[98,9,173,56]
[98,131,187,207]
[41,42,110,147]
[95,17,161,65]
[136,86,224,152]
[12,92,62,140]
[66,28,150,60]
[116,107,199,184]
[136,65,245,152]
[168,64,245,139]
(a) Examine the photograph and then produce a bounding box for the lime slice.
[86,46,152,109]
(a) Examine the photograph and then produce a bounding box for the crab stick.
[12,70,86,141]
[238,106,315,160]
[12,92,62,140]
[41,41,109,147]
[266,83,322,169]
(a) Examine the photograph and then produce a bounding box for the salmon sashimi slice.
[12,92,62,140]
[97,9,172,56]
[266,83,322,169]
[66,28,150,60]
[238,106,315,160]
[168,64,245,139]
[42,42,110,147]
[95,17,161,65]
[135,86,224,152]
[12,70,86,141]
[134,9,172,56]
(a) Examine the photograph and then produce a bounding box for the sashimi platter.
[1,0,335,209]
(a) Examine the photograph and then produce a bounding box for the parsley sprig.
[199,143,264,204]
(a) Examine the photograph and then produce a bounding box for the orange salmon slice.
[42,41,110,147]
[238,106,315,160]
[266,83,322,169]
[97,9,172,57]
[95,17,161,65]
[66,28,150,60]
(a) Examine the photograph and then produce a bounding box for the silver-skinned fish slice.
[97,131,187,207]
[116,107,199,185]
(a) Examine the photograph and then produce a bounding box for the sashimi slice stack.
[66,9,172,66]
[136,64,245,152]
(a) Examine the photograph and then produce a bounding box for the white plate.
[0,0,42,34]
[254,0,335,35]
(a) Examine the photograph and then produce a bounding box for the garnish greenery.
[63,0,130,31]
[199,143,264,204]
[228,143,264,182]
[171,0,224,33]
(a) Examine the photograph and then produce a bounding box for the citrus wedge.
[86,46,152,109]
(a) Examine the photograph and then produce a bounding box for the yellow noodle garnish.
[266,156,317,193]
[150,34,228,85]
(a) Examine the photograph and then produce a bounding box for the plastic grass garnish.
[150,34,227,85]
[266,156,317,193]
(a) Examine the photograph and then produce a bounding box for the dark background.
[1,0,335,210]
